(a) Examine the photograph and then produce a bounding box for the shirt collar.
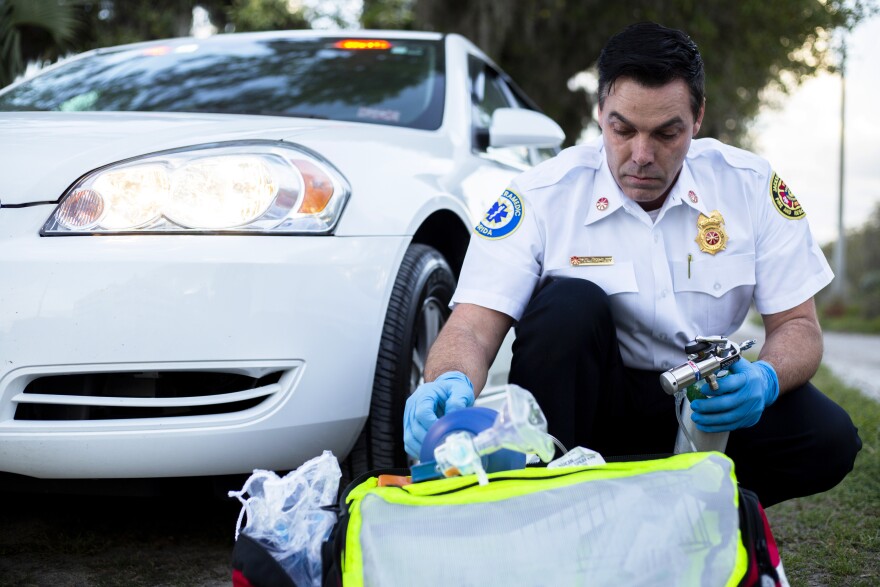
[585,153,709,226]
[584,157,627,226]
[662,158,710,218]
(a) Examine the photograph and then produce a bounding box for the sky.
[752,16,880,246]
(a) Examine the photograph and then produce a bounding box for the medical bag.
[310,452,786,586]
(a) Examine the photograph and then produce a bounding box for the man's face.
[598,77,704,207]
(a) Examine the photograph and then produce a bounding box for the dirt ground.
[0,478,244,587]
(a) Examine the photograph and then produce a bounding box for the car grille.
[12,369,289,421]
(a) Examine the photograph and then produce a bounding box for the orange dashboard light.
[333,39,392,50]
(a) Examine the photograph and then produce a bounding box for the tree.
[68,1,226,50]
[361,0,416,30]
[0,0,81,87]
[365,0,874,147]
[226,0,308,32]
[65,1,312,53]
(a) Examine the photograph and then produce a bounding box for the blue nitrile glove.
[403,371,475,459]
[690,358,779,432]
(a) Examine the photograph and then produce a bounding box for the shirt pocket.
[671,253,756,335]
[547,261,639,295]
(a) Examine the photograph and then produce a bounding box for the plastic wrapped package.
[229,450,341,587]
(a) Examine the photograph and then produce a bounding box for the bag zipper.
[396,467,600,496]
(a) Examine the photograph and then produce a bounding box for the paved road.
[733,318,880,401]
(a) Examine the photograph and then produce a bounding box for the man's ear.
[693,98,706,137]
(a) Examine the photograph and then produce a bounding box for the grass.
[766,366,880,586]
[818,313,880,335]
[817,299,880,335]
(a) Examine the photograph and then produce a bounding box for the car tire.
[343,243,456,479]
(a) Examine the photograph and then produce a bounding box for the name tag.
[570,256,613,266]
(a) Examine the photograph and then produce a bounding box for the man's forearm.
[424,304,513,396]
[424,324,493,393]
[759,300,823,394]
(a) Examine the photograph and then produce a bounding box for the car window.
[468,56,530,167]
[470,61,512,129]
[0,36,446,130]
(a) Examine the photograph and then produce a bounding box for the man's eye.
[657,131,679,140]
[613,128,635,137]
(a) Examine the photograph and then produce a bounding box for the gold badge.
[696,210,727,255]
[570,256,613,266]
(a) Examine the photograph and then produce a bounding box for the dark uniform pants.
[509,278,862,507]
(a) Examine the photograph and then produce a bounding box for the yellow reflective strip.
[727,462,750,586]
[345,476,379,503]
[340,476,379,586]
[725,530,751,586]
[342,494,367,587]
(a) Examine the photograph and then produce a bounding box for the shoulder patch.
[475,189,524,240]
[770,173,805,219]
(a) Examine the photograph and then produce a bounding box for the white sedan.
[0,30,563,480]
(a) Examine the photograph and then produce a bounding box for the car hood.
[0,111,446,205]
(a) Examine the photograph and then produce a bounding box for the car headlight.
[41,141,350,235]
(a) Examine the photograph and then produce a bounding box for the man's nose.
[632,135,654,166]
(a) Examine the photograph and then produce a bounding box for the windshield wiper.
[277,111,329,120]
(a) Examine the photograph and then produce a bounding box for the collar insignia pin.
[696,210,727,255]
[688,190,699,203]
[596,197,609,211]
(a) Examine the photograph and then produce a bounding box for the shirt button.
[659,289,668,298]
[653,234,659,243]
[713,283,722,291]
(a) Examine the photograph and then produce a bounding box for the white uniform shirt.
[453,137,833,371]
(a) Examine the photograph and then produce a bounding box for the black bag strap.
[738,486,780,586]
[231,533,298,587]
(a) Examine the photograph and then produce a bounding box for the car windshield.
[0,35,445,130]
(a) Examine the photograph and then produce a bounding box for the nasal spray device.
[411,385,556,485]
[659,336,756,454]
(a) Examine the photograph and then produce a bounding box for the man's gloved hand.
[690,358,779,432]
[403,371,475,459]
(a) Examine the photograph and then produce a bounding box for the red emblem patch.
[770,173,804,219]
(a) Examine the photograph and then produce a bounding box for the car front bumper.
[0,205,407,478]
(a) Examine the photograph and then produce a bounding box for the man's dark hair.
[597,22,705,120]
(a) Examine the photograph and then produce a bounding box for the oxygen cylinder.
[673,383,730,453]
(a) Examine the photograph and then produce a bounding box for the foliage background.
[0,0,874,147]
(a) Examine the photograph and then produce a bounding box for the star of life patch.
[770,172,805,219]
[475,189,524,240]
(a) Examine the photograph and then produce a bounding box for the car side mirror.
[488,108,565,149]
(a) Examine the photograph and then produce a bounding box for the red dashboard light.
[333,39,392,50]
